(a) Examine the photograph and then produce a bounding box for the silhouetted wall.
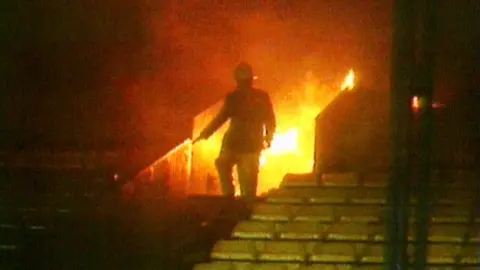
[314,87,478,173]
[314,89,390,173]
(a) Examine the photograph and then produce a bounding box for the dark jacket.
[199,87,276,153]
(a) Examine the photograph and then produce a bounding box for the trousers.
[215,148,260,203]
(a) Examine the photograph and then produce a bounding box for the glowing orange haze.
[140,69,357,197]
[239,69,356,195]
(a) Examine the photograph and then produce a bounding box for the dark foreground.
[0,169,249,270]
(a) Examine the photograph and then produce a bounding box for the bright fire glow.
[260,128,300,166]
[341,69,355,91]
[193,69,356,197]
[253,69,356,194]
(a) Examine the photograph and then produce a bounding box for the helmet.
[234,62,254,82]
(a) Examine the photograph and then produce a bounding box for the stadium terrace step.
[266,188,350,205]
[207,239,479,265]
[210,240,257,261]
[292,206,335,222]
[232,221,392,242]
[309,242,357,263]
[303,266,353,270]
[430,206,472,224]
[360,244,384,264]
[309,189,349,204]
[280,174,318,188]
[266,189,307,204]
[348,187,387,205]
[467,225,480,243]
[195,170,480,270]
[232,221,277,240]
[426,224,467,243]
[256,240,311,262]
[362,172,389,188]
[426,244,459,264]
[325,223,384,242]
[459,245,480,264]
[274,180,478,207]
[193,261,478,269]
[335,205,384,223]
[251,204,297,221]
[0,232,20,251]
[277,222,328,240]
[193,262,305,270]
[320,173,359,187]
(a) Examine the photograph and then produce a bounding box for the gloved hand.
[264,140,272,149]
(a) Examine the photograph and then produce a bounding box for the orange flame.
[199,69,357,196]
[260,128,300,167]
[341,69,355,91]
[253,69,356,194]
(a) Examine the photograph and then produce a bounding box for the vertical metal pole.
[473,26,480,234]
[385,0,416,269]
[476,60,480,227]
[413,0,437,268]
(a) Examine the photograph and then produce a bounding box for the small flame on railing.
[412,96,445,111]
[341,69,355,91]
[412,96,421,111]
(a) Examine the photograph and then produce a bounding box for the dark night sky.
[0,0,478,152]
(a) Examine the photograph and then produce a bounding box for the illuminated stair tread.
[335,205,384,223]
[197,169,479,270]
[277,222,327,240]
[266,188,309,204]
[459,245,480,264]
[293,206,334,222]
[308,188,349,204]
[360,244,384,263]
[232,221,276,239]
[427,244,460,264]
[321,173,359,187]
[250,262,302,270]
[280,174,317,188]
[349,187,387,205]
[309,243,357,263]
[251,204,296,221]
[326,223,383,242]
[431,206,470,224]
[211,240,256,261]
[256,240,310,262]
[299,265,354,270]
[427,224,467,243]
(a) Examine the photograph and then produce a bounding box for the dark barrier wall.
[314,89,390,173]
[314,88,478,174]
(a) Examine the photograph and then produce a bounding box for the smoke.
[138,0,393,141]
[2,0,477,150]
[0,0,394,148]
